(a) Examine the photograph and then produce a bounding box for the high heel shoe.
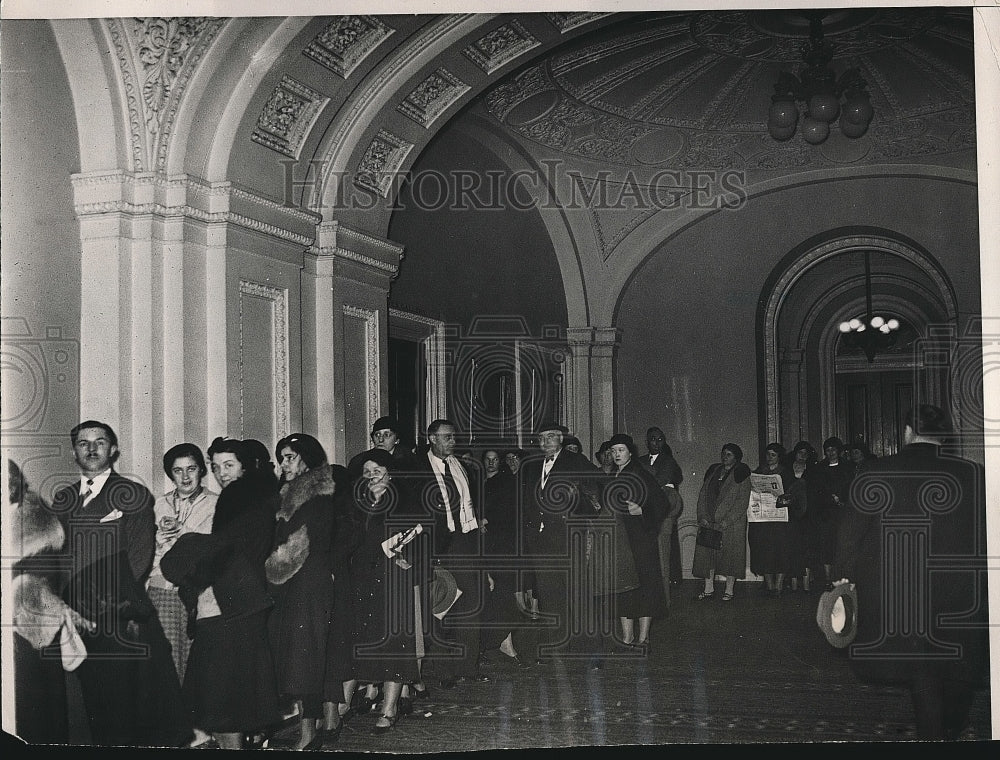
[372,713,398,734]
[300,732,325,751]
[398,696,413,716]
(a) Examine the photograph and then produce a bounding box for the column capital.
[309,220,404,287]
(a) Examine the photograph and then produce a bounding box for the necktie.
[542,456,555,488]
[441,459,458,531]
[82,478,95,506]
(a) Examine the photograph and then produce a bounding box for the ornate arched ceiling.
[480,7,975,170]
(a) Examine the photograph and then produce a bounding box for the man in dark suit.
[408,419,489,688]
[642,426,685,600]
[519,420,600,664]
[833,404,989,740]
[53,420,189,747]
[346,416,412,479]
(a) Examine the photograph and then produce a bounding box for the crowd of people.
[7,404,988,746]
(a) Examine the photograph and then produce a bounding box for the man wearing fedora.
[347,416,412,479]
[832,403,988,740]
[519,420,600,664]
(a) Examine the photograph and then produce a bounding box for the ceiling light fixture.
[767,13,874,145]
[838,251,900,363]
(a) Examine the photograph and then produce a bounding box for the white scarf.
[429,452,478,533]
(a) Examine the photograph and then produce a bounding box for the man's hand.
[626,500,643,516]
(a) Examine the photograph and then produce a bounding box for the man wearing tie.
[520,421,600,664]
[411,419,490,688]
[642,426,685,602]
[53,420,188,747]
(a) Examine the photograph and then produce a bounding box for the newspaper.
[747,473,788,523]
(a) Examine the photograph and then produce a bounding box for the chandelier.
[838,251,900,363]
[767,13,874,144]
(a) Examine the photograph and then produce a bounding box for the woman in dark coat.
[808,436,856,588]
[347,448,429,733]
[603,433,668,649]
[692,443,752,601]
[785,441,816,592]
[161,437,281,750]
[266,433,338,750]
[748,442,794,596]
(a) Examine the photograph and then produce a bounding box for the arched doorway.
[761,232,957,455]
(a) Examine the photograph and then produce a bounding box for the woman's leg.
[620,617,635,644]
[775,573,785,595]
[703,572,716,594]
[724,576,736,597]
[637,616,652,644]
[293,700,317,750]
[374,681,403,729]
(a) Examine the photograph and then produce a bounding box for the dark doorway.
[834,369,913,457]
[388,337,423,453]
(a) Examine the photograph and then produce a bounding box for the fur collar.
[15,491,64,559]
[277,465,335,521]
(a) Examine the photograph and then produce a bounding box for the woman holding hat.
[345,448,429,733]
[692,443,752,601]
[603,433,669,650]
[266,433,338,749]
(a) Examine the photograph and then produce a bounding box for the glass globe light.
[809,92,840,122]
[839,115,869,139]
[849,318,862,331]
[801,116,830,144]
[871,316,885,328]
[769,98,798,129]
[879,324,891,334]
[887,318,900,330]
[842,93,874,125]
[839,321,852,333]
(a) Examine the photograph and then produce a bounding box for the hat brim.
[430,566,461,617]
[816,584,858,649]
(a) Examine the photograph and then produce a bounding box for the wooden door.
[834,370,913,457]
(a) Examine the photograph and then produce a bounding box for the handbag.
[696,526,723,550]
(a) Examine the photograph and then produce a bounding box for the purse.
[696,526,723,550]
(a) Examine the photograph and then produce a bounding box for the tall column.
[71,170,318,490]
[565,326,620,457]
[306,221,403,465]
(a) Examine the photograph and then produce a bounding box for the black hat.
[358,448,396,472]
[371,416,400,435]
[536,420,569,435]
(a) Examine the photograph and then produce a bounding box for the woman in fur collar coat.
[9,460,94,744]
[266,433,338,750]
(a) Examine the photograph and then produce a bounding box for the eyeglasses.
[372,431,396,441]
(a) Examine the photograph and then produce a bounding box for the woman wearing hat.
[602,433,669,650]
[748,442,794,597]
[344,448,429,733]
[266,433,338,749]
[692,443,752,601]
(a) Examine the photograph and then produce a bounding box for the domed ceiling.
[482,7,975,169]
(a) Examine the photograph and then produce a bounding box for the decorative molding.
[545,12,614,33]
[308,220,405,274]
[463,19,540,75]
[238,280,290,438]
[397,68,471,128]
[106,17,226,171]
[343,304,380,429]
[70,171,320,245]
[303,15,395,78]
[310,14,486,211]
[354,129,414,198]
[251,75,330,159]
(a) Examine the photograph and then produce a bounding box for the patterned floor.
[265,580,992,751]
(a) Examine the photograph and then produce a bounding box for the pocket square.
[99,509,124,523]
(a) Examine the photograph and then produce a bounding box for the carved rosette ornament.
[397,68,471,128]
[251,76,330,159]
[354,130,414,198]
[463,20,540,75]
[304,15,395,78]
[107,17,226,171]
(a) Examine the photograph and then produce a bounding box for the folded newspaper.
[381,523,424,558]
[747,473,788,522]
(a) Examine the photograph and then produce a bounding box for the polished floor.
[264,580,992,751]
